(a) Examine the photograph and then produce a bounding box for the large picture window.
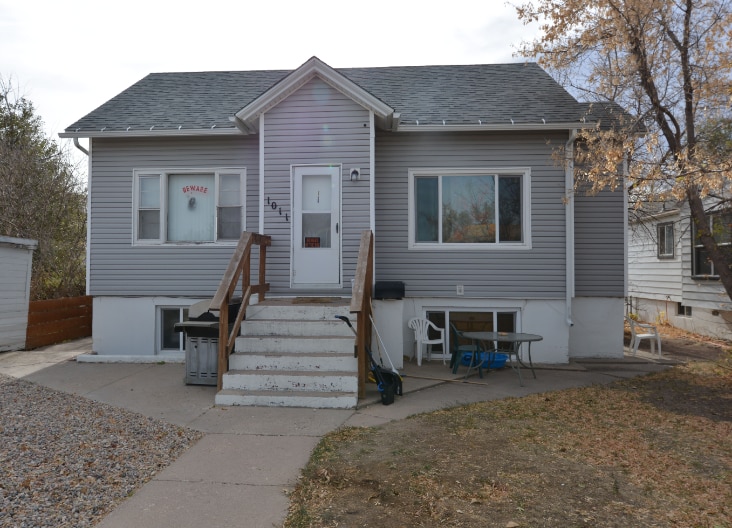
[133,169,245,244]
[692,212,732,277]
[409,168,530,249]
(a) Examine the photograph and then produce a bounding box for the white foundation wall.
[373,298,571,365]
[631,297,732,341]
[92,297,203,358]
[569,297,624,358]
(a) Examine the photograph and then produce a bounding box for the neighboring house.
[60,56,626,366]
[0,236,37,352]
[628,202,732,340]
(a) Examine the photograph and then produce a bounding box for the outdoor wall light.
[350,168,360,181]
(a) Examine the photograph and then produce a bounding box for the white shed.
[0,236,37,352]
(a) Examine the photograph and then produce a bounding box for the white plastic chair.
[625,316,662,357]
[408,317,446,366]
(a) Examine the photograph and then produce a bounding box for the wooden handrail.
[210,231,271,390]
[350,230,374,399]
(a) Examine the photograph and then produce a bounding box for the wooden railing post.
[350,230,374,400]
[258,242,267,302]
[217,300,229,390]
[211,231,271,391]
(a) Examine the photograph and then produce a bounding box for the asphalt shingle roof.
[64,62,595,135]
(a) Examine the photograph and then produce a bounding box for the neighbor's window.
[677,303,692,317]
[409,168,530,249]
[134,169,245,244]
[657,222,675,258]
[692,212,732,277]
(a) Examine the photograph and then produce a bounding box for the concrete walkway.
[0,340,676,528]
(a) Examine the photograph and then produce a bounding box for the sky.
[0,0,541,172]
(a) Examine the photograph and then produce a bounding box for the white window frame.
[132,168,246,246]
[657,222,675,259]
[421,306,523,359]
[407,167,532,250]
[157,305,189,354]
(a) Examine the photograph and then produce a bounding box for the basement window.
[159,306,189,353]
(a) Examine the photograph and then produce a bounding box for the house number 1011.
[266,197,289,221]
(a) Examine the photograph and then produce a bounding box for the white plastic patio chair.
[408,317,446,366]
[625,316,662,357]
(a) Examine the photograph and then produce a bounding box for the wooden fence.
[25,295,92,349]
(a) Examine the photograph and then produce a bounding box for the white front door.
[292,166,341,287]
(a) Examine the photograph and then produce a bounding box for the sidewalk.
[0,341,675,527]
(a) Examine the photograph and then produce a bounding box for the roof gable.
[232,56,395,133]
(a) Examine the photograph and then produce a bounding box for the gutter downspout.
[73,137,89,156]
[73,137,91,296]
[565,129,577,327]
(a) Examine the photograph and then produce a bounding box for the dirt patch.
[285,358,731,527]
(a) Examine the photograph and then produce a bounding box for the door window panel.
[301,174,332,249]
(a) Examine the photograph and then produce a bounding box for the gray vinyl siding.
[374,131,567,298]
[574,188,625,296]
[88,136,259,296]
[262,77,371,293]
[627,215,683,301]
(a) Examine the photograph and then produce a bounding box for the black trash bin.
[175,298,242,386]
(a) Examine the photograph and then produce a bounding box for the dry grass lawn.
[284,354,731,527]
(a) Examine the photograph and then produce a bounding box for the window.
[677,303,692,317]
[409,168,531,249]
[692,212,732,277]
[133,169,245,244]
[657,222,674,258]
[159,307,189,353]
[426,309,518,359]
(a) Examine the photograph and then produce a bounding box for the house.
[60,57,626,404]
[0,236,37,352]
[628,202,732,339]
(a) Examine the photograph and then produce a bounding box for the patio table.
[461,331,543,386]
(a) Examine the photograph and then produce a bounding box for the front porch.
[209,231,379,409]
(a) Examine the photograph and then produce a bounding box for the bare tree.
[0,77,86,299]
[514,0,732,298]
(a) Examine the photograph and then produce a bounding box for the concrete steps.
[214,299,358,409]
[215,389,357,409]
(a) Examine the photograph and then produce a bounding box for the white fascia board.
[59,127,244,139]
[628,208,682,224]
[0,236,38,250]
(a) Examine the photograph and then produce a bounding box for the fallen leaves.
[285,362,731,527]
